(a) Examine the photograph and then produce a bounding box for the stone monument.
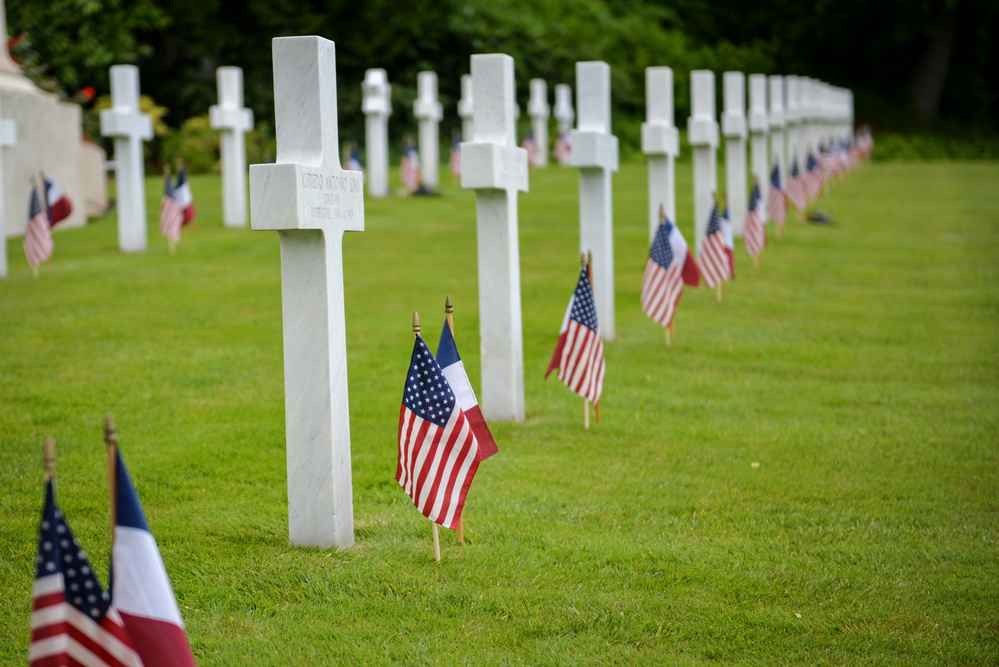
[721,71,748,237]
[361,68,390,197]
[413,71,442,189]
[641,66,679,242]
[527,78,549,167]
[687,70,719,254]
[458,73,474,142]
[748,74,769,201]
[768,75,786,189]
[209,67,253,228]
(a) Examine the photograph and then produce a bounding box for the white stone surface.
[553,83,574,135]
[785,75,800,172]
[0,107,13,277]
[748,74,769,202]
[527,78,549,167]
[569,61,618,341]
[413,71,442,188]
[687,70,719,255]
[100,65,153,253]
[641,66,679,242]
[458,73,474,141]
[768,75,786,189]
[249,36,364,550]
[722,71,748,237]
[210,67,254,228]
[460,54,528,422]
[362,68,390,197]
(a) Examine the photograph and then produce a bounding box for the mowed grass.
[1,159,997,665]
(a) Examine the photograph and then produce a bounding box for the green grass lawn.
[1,159,997,665]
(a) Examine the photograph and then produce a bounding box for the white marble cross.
[768,75,786,188]
[722,71,748,237]
[0,109,14,278]
[461,54,529,422]
[209,67,254,228]
[687,70,719,255]
[249,36,364,550]
[362,68,390,197]
[100,65,152,253]
[527,79,549,167]
[748,74,769,202]
[570,61,618,341]
[641,66,679,242]
[413,71,442,188]
[458,73,474,142]
[785,75,801,173]
[553,84,574,136]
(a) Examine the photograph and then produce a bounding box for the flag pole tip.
[104,414,118,447]
[579,252,587,267]
[412,311,421,335]
[445,295,453,313]
[43,437,56,477]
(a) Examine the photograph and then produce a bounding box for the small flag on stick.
[642,205,701,337]
[744,180,767,261]
[25,180,53,275]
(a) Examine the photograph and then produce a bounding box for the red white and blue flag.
[765,163,787,229]
[641,210,701,329]
[159,173,183,244]
[744,182,767,258]
[396,334,480,529]
[819,144,840,180]
[699,202,732,288]
[400,141,420,192]
[545,263,605,404]
[30,478,142,667]
[436,320,498,461]
[448,136,461,177]
[25,185,54,270]
[43,177,73,227]
[346,146,363,172]
[522,130,538,167]
[553,132,571,165]
[174,168,195,226]
[111,449,197,667]
[785,158,807,211]
[804,152,824,201]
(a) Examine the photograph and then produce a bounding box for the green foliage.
[871,132,999,161]
[161,115,218,174]
[1,161,998,663]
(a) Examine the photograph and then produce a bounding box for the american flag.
[804,152,824,200]
[721,207,735,279]
[174,168,196,226]
[744,183,767,258]
[25,185,54,269]
[699,202,731,288]
[522,130,538,167]
[159,173,183,244]
[641,210,701,329]
[818,144,840,180]
[396,334,480,530]
[553,132,571,165]
[448,136,461,177]
[785,158,807,211]
[30,478,142,667]
[346,146,363,172]
[43,176,73,227]
[545,262,605,404]
[765,163,787,228]
[400,141,420,192]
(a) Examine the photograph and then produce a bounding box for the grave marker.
[100,65,152,253]
[748,74,769,202]
[527,79,549,167]
[687,70,719,254]
[460,54,529,422]
[785,75,801,174]
[722,71,748,237]
[413,71,442,189]
[249,36,364,550]
[768,75,786,189]
[362,68,391,197]
[209,67,254,228]
[458,73,474,141]
[641,66,679,242]
[0,108,12,278]
[570,61,618,342]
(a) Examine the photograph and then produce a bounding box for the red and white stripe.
[804,169,823,201]
[785,173,807,211]
[449,147,461,177]
[160,194,183,244]
[400,155,419,192]
[31,574,142,667]
[641,259,684,328]
[174,180,195,226]
[25,204,53,270]
[553,135,571,165]
[744,200,766,258]
[550,308,604,405]
[396,406,479,530]
[699,234,730,288]
[765,186,786,229]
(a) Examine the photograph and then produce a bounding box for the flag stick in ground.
[104,415,119,533]
[43,435,56,480]
[444,295,464,547]
[586,251,601,424]
[163,167,177,254]
[581,253,592,429]
[413,310,442,563]
[28,176,41,278]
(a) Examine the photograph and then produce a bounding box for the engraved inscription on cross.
[460,53,529,423]
[249,36,364,550]
[210,67,254,228]
[641,66,680,242]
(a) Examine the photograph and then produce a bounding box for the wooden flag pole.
[104,415,119,541]
[716,284,723,303]
[665,325,672,347]
[580,253,592,429]
[723,280,729,301]
[414,310,441,563]
[753,254,760,268]
[586,251,601,424]
[444,295,465,547]
[43,436,56,482]
[163,166,176,254]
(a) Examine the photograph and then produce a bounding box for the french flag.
[44,177,73,227]
[436,320,498,461]
[111,449,197,667]
[174,169,196,226]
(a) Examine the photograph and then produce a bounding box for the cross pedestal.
[461,54,528,423]
[210,67,254,228]
[458,74,474,142]
[527,79,549,167]
[362,68,390,197]
[641,67,679,242]
[687,70,719,255]
[748,74,769,202]
[249,36,364,550]
[768,75,786,187]
[722,71,748,237]
[570,62,618,342]
[100,65,152,253]
[0,112,13,278]
[413,71,442,189]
